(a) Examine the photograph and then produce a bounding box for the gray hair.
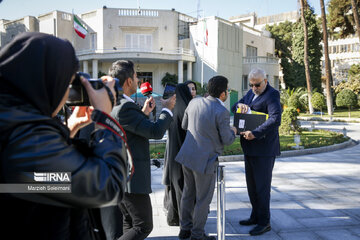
[249,68,267,80]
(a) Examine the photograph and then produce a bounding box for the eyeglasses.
[249,80,263,88]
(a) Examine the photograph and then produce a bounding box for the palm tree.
[351,0,360,42]
[320,0,334,116]
[300,0,314,114]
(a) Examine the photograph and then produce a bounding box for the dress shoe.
[249,224,271,236]
[178,229,191,239]
[239,218,257,226]
[190,233,216,240]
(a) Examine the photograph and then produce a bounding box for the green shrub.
[311,92,326,111]
[336,89,357,117]
[279,107,300,134]
[288,94,302,110]
[161,72,178,87]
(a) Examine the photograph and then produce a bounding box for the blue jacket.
[231,83,282,157]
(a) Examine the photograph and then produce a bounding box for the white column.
[92,59,98,79]
[83,60,88,74]
[178,60,183,83]
[187,61,192,81]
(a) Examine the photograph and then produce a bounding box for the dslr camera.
[66,72,123,106]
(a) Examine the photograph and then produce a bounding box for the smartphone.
[162,83,176,99]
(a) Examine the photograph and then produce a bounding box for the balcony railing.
[76,47,194,56]
[243,56,279,64]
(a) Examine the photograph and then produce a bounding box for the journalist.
[109,60,176,240]
[0,32,127,239]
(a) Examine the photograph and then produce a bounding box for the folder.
[234,113,267,133]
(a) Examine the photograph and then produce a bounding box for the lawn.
[300,108,360,118]
[150,129,349,158]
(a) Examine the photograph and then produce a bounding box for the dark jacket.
[162,83,193,225]
[0,102,127,239]
[231,83,282,157]
[111,98,173,194]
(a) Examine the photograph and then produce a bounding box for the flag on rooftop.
[73,15,87,39]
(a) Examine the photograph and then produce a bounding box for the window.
[242,75,248,91]
[91,33,97,50]
[125,34,152,51]
[274,76,279,89]
[246,45,257,57]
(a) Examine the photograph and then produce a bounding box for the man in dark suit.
[176,76,237,240]
[231,68,281,236]
[109,60,176,240]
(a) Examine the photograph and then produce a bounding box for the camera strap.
[103,85,115,109]
[91,109,134,181]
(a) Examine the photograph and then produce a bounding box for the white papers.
[238,119,245,129]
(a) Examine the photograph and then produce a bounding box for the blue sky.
[0,0,321,21]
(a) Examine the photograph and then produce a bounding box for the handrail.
[243,56,279,64]
[76,47,194,56]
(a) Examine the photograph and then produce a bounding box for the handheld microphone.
[140,82,153,107]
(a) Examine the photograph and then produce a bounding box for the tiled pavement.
[148,122,360,239]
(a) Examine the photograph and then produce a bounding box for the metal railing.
[217,165,226,240]
[76,47,194,56]
[243,56,279,64]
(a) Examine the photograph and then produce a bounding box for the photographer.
[109,60,176,240]
[0,32,127,239]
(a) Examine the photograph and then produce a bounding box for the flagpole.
[72,9,75,47]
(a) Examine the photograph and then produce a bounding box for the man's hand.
[142,96,156,116]
[67,106,94,138]
[161,94,176,110]
[240,131,255,140]
[237,103,249,113]
[80,76,116,114]
[231,126,237,135]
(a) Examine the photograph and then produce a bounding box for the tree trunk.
[351,0,360,43]
[348,106,351,118]
[320,0,334,116]
[300,0,314,114]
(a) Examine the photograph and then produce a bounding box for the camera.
[66,72,123,106]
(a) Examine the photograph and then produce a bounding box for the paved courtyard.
[148,121,360,239]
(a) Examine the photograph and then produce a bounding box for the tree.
[348,63,360,77]
[161,72,178,87]
[320,0,334,116]
[328,0,360,39]
[334,65,360,94]
[299,0,314,114]
[266,21,295,88]
[351,0,360,42]
[336,89,358,117]
[311,92,326,116]
[292,1,322,91]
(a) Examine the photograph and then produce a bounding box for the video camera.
[66,72,123,106]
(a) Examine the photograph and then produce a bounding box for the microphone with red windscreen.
[140,82,153,107]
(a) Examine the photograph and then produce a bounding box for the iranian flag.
[74,15,87,39]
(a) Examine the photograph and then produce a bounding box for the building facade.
[0,7,279,110]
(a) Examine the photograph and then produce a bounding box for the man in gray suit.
[175,76,237,240]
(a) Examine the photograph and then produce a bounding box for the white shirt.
[217,98,225,107]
